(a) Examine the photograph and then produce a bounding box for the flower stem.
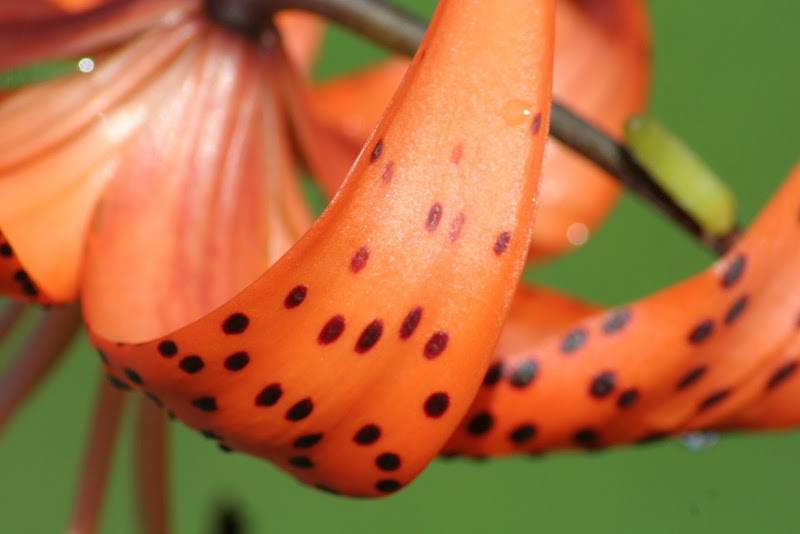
[210,0,738,255]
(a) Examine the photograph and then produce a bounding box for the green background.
[2,1,800,532]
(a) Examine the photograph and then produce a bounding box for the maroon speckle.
[698,389,730,411]
[483,362,504,386]
[381,161,395,183]
[688,320,714,344]
[370,139,384,163]
[0,242,12,257]
[284,285,307,308]
[286,398,314,421]
[350,246,370,273]
[423,392,449,418]
[493,231,511,255]
[449,212,466,242]
[767,361,798,390]
[531,112,543,135]
[721,254,746,287]
[450,144,463,164]
[677,366,707,390]
[400,307,422,339]
[355,320,383,353]
[424,331,449,359]
[318,315,345,344]
[617,388,639,409]
[426,203,443,232]
[376,479,402,493]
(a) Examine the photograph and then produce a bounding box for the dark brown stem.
[206,0,737,256]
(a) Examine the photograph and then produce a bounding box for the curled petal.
[445,161,800,456]
[93,0,555,497]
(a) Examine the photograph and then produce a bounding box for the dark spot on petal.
[288,456,314,469]
[426,202,443,232]
[509,359,538,388]
[286,398,313,421]
[284,285,307,308]
[222,313,249,334]
[318,315,345,344]
[97,350,108,364]
[350,246,370,273]
[106,374,130,391]
[466,412,494,436]
[255,384,282,407]
[423,392,449,418]
[123,368,142,385]
[218,444,233,453]
[721,254,746,287]
[617,388,639,409]
[293,433,323,448]
[192,396,217,412]
[316,484,339,495]
[381,161,395,183]
[144,391,163,407]
[400,307,422,339]
[370,139,383,163]
[355,320,383,353]
[450,212,466,242]
[179,355,204,374]
[375,479,401,493]
[424,331,449,359]
[157,340,178,358]
[451,144,463,164]
[483,362,504,386]
[375,453,401,471]
[589,371,616,398]
[493,231,511,255]
[509,424,537,444]
[724,295,748,325]
[561,328,587,354]
[354,424,381,445]
[202,429,222,440]
[224,351,249,371]
[531,112,542,135]
[602,309,631,335]
[698,389,730,411]
[767,361,798,390]
[573,428,599,448]
[0,243,12,257]
[688,320,714,344]
[677,366,707,390]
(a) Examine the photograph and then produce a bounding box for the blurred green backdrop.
[2,1,800,533]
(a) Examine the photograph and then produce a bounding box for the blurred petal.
[0,15,204,303]
[527,0,651,261]
[0,0,199,71]
[274,10,325,77]
[81,24,308,341]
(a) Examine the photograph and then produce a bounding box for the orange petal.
[81,23,306,341]
[527,0,651,261]
[0,0,198,71]
[92,0,555,497]
[0,14,205,304]
[444,160,800,456]
[274,10,325,77]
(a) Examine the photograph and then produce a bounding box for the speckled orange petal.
[444,161,800,456]
[0,14,205,304]
[81,23,306,342]
[527,0,651,261]
[92,0,555,497]
[0,0,198,71]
